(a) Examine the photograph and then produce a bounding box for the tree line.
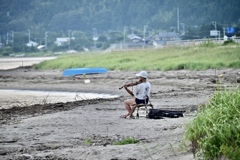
[0,0,240,53]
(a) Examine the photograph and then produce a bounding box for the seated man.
[120,71,151,118]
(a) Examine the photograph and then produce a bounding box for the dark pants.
[135,98,148,104]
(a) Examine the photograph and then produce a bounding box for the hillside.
[1,0,240,34]
[0,0,240,52]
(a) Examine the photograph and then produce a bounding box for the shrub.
[184,88,240,159]
[223,39,236,46]
[0,46,13,56]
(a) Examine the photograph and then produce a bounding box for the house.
[55,38,69,46]
[55,37,75,46]
[148,32,180,48]
[153,32,180,41]
[26,41,38,47]
[121,34,145,49]
[127,34,143,43]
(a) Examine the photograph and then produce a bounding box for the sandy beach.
[0,58,240,159]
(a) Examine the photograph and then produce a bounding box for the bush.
[223,39,236,46]
[184,88,240,159]
[0,46,13,56]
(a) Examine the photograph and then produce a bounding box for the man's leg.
[129,105,137,117]
[123,99,135,118]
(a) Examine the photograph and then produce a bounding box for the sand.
[0,59,240,160]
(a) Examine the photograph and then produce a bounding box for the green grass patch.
[112,137,139,145]
[184,88,240,159]
[84,138,91,145]
[34,45,240,71]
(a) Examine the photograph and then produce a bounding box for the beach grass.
[184,88,240,159]
[34,43,240,71]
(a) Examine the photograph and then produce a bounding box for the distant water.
[0,57,57,70]
[0,89,119,109]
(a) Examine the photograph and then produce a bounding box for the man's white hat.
[136,71,148,79]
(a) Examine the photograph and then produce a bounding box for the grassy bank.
[35,44,240,71]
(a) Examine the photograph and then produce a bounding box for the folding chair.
[135,100,154,118]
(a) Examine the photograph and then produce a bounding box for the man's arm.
[124,85,134,97]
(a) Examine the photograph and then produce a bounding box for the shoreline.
[0,89,119,109]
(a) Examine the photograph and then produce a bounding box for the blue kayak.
[63,68,107,76]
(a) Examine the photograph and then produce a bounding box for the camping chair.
[135,98,154,118]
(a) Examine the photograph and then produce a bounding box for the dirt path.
[0,67,239,160]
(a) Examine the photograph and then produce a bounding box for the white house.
[127,34,143,42]
[55,37,75,46]
[153,32,179,41]
[55,38,69,46]
[26,41,38,47]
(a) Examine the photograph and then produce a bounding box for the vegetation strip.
[35,43,240,71]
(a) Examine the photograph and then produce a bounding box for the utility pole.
[177,7,180,32]
[68,30,71,50]
[11,31,14,44]
[143,25,147,48]
[212,21,217,30]
[180,23,185,35]
[45,32,48,49]
[6,32,9,45]
[28,29,31,42]
[0,36,1,44]
[123,26,127,49]
[92,28,98,48]
[212,21,217,39]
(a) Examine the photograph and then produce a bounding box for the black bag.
[148,109,184,119]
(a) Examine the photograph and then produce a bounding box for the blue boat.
[63,68,107,76]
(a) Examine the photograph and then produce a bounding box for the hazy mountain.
[1,0,239,34]
[0,0,239,52]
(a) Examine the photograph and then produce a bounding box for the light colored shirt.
[134,82,151,100]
